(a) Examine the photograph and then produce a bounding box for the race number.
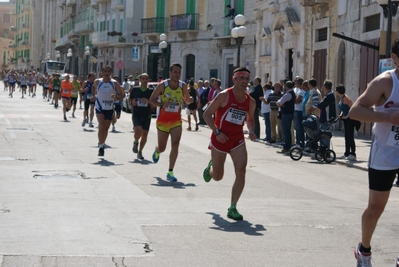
[387,125,399,147]
[225,108,246,125]
[137,98,148,107]
[165,102,179,112]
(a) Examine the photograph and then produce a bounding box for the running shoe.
[132,142,138,153]
[166,173,177,182]
[203,160,213,182]
[227,205,243,220]
[152,149,160,163]
[347,155,357,161]
[72,114,75,118]
[112,125,116,132]
[89,122,94,127]
[63,115,67,121]
[137,151,144,160]
[354,243,372,267]
[98,147,104,156]
[81,118,87,127]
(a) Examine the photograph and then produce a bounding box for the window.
[364,14,380,32]
[316,27,328,42]
[3,14,10,23]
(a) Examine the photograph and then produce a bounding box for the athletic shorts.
[95,109,114,121]
[43,86,49,90]
[21,85,27,89]
[8,82,15,86]
[156,120,182,133]
[368,168,399,191]
[209,133,245,153]
[84,99,95,111]
[61,96,71,100]
[53,89,60,93]
[133,115,151,131]
[71,97,78,105]
[114,102,122,115]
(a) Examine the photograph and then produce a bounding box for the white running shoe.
[347,155,357,161]
[89,122,94,127]
[354,243,372,267]
[112,125,116,132]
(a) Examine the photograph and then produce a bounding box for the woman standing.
[335,84,356,161]
[186,80,200,131]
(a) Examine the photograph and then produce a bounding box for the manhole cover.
[33,170,85,179]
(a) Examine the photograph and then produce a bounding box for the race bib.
[54,86,59,90]
[225,108,246,125]
[165,102,179,112]
[137,98,148,107]
[387,125,399,147]
[63,89,69,94]
[86,94,92,99]
[102,100,113,108]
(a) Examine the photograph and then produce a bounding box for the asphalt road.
[0,84,398,267]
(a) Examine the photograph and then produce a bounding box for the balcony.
[91,31,111,46]
[170,13,199,38]
[109,34,144,47]
[111,0,124,10]
[66,0,76,6]
[90,0,99,8]
[55,34,71,49]
[141,17,167,41]
[75,21,95,33]
[301,0,330,6]
[22,23,29,28]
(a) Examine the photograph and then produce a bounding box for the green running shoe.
[227,206,243,220]
[203,160,212,182]
[152,149,160,163]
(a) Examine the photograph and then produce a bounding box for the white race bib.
[86,94,92,99]
[63,89,69,94]
[225,108,246,125]
[137,98,148,107]
[54,86,59,90]
[102,100,113,108]
[387,125,399,147]
[165,102,179,112]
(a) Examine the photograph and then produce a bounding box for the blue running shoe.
[152,149,160,163]
[166,173,177,182]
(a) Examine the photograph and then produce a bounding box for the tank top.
[61,80,73,98]
[53,79,61,90]
[214,88,250,138]
[8,75,14,83]
[338,97,350,116]
[20,75,27,86]
[157,80,184,123]
[31,76,36,84]
[369,69,399,170]
[84,81,94,100]
[72,80,80,97]
[95,79,116,111]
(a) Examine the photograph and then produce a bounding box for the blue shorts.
[95,109,114,121]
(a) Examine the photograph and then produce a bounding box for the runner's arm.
[247,98,257,140]
[149,82,164,107]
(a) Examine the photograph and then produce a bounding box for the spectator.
[250,76,263,139]
[267,82,283,143]
[305,78,322,117]
[197,80,206,125]
[317,79,336,124]
[207,77,216,102]
[294,77,305,147]
[224,5,236,30]
[260,83,273,141]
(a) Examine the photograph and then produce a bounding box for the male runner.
[92,66,125,156]
[149,62,194,182]
[31,72,37,97]
[42,73,50,100]
[19,72,27,98]
[80,73,96,127]
[60,75,73,121]
[203,67,257,220]
[130,73,153,160]
[52,73,61,108]
[111,75,122,132]
[3,70,8,91]
[7,70,16,98]
[349,39,399,267]
[71,75,80,118]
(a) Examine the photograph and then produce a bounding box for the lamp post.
[84,46,90,78]
[55,50,60,61]
[377,0,399,58]
[46,52,50,61]
[231,15,248,68]
[159,33,168,78]
[67,48,73,74]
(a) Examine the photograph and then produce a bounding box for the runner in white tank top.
[349,39,399,267]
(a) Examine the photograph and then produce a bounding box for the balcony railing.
[170,13,199,31]
[75,21,95,33]
[141,17,167,34]
[91,31,110,44]
[111,0,124,10]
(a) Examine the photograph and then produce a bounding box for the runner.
[149,62,194,182]
[42,73,50,100]
[130,73,153,160]
[349,40,399,267]
[71,75,80,118]
[79,76,85,109]
[19,71,27,98]
[52,73,61,108]
[31,71,37,97]
[3,70,8,91]
[111,75,122,132]
[7,70,16,98]
[202,67,257,220]
[92,66,125,156]
[60,74,73,121]
[80,73,96,127]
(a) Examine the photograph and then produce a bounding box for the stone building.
[0,1,16,68]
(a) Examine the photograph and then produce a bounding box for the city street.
[0,83,398,267]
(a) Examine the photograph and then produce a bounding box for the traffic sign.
[115,60,124,70]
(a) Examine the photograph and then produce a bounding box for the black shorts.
[71,97,78,105]
[133,115,151,131]
[368,167,399,191]
[96,109,114,121]
[114,102,122,115]
[21,85,27,89]
[84,99,95,111]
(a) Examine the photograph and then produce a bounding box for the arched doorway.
[185,54,195,81]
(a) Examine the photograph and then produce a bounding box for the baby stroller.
[290,115,339,163]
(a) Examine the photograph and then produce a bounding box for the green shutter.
[156,0,165,33]
[236,0,244,15]
[224,0,230,36]
[186,0,195,14]
[112,19,115,31]
[120,19,123,32]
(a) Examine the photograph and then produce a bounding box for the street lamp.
[46,52,50,61]
[231,14,247,68]
[159,33,168,77]
[55,50,60,61]
[376,0,399,58]
[84,46,90,78]
[67,48,73,74]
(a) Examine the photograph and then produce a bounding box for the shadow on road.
[151,177,196,189]
[129,159,153,165]
[83,128,95,132]
[206,212,266,236]
[92,158,123,167]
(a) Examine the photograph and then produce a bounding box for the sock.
[99,143,104,148]
[168,169,173,176]
[134,141,138,145]
[359,244,371,254]
[230,204,237,209]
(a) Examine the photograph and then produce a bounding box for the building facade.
[0,1,16,68]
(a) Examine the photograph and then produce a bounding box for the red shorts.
[209,133,245,153]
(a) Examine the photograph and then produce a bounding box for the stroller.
[289,115,339,163]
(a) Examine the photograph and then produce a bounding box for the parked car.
[122,82,159,116]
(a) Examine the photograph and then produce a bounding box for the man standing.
[276,81,296,154]
[317,79,336,124]
[197,80,206,125]
[260,83,273,141]
[149,63,194,182]
[131,73,153,160]
[267,83,283,143]
[92,66,125,156]
[224,5,236,30]
[250,76,264,139]
[349,40,399,267]
[293,77,305,147]
[202,67,256,220]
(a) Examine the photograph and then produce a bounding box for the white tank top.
[20,75,27,85]
[95,79,116,111]
[369,69,399,170]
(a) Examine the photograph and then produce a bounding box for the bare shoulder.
[360,71,393,106]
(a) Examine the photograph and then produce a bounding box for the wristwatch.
[214,128,221,136]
